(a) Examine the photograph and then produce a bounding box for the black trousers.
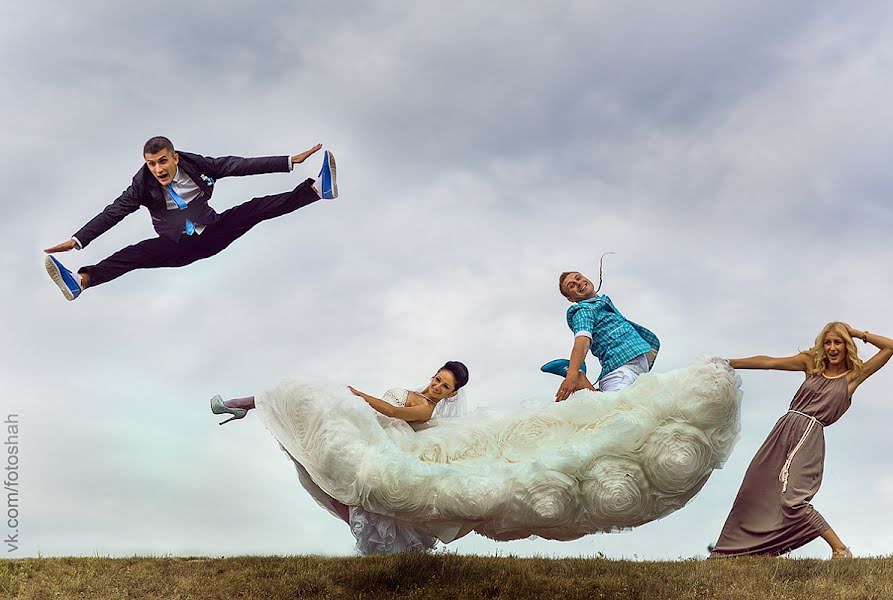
[80,179,319,288]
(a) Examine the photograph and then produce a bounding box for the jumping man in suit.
[43,135,337,300]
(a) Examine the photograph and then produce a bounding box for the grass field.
[2,552,892,599]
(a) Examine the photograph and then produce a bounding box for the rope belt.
[779,410,825,493]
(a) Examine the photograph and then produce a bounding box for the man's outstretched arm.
[202,143,323,179]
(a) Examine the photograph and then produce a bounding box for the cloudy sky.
[2,1,892,560]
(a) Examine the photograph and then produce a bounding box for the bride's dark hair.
[440,361,470,390]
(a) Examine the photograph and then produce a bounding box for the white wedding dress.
[255,357,742,551]
[277,389,454,554]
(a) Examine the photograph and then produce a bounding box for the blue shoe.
[45,255,82,301]
[317,150,337,199]
[541,359,587,377]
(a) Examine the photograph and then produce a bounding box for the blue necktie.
[168,185,195,235]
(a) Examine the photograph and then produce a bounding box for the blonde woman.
[711,322,893,558]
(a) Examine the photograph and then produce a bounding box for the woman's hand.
[348,386,377,406]
[843,323,867,341]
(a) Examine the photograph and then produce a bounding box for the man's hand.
[555,374,578,402]
[291,144,323,165]
[44,239,77,253]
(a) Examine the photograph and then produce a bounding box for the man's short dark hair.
[143,136,175,156]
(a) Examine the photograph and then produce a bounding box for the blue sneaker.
[45,255,82,301]
[541,359,587,377]
[317,150,337,199]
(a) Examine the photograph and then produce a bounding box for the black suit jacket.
[74,151,291,247]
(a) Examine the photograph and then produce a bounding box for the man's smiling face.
[561,272,596,302]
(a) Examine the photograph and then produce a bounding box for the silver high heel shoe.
[210,394,247,425]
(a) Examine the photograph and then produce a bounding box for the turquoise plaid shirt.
[566,294,660,382]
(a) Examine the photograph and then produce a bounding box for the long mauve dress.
[712,373,851,556]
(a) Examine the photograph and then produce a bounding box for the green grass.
[1,553,892,599]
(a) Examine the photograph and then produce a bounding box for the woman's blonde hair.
[805,322,864,378]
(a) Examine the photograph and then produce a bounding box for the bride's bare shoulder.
[405,391,431,406]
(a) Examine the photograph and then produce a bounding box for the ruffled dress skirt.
[255,358,742,551]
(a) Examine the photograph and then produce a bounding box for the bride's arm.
[347,386,436,423]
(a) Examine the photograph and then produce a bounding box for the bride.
[211,357,742,552]
[210,361,471,554]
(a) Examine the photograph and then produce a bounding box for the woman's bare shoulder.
[405,391,433,406]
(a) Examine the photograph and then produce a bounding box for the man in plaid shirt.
[550,271,660,401]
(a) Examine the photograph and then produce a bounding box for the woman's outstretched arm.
[347,386,435,423]
[846,325,893,388]
[728,353,811,372]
